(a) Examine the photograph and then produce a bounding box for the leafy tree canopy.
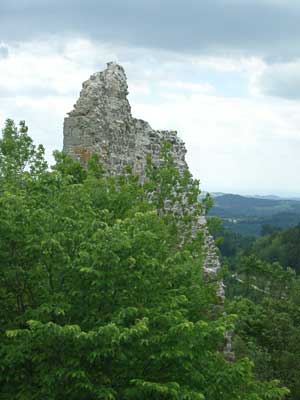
[0,120,288,400]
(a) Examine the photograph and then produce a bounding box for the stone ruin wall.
[63,62,224,301]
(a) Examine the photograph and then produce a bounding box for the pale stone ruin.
[63,61,224,301]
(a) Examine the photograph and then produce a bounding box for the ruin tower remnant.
[63,61,224,300]
[63,62,187,178]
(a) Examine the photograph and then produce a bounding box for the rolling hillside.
[209,193,300,236]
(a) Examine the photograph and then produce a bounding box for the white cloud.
[159,80,215,94]
[0,37,118,162]
[131,93,300,194]
[0,38,116,97]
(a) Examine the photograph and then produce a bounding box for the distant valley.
[208,193,300,236]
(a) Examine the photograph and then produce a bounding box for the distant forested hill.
[209,193,300,236]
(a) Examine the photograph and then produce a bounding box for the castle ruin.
[63,61,224,301]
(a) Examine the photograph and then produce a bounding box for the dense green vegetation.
[210,221,300,400]
[209,194,300,236]
[253,225,300,273]
[0,120,289,399]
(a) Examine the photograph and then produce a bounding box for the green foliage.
[224,253,300,399]
[208,194,300,399]
[52,150,87,184]
[0,121,288,399]
[0,119,47,182]
[209,221,255,263]
[253,225,300,272]
[260,224,282,237]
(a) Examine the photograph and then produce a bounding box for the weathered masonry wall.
[63,62,187,178]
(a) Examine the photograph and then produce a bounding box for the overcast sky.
[1,0,300,195]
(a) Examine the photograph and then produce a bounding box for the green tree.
[226,254,300,399]
[0,120,288,399]
[254,225,300,272]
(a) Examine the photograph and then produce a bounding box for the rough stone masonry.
[63,61,224,301]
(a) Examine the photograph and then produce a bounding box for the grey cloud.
[257,61,300,99]
[1,0,300,61]
[0,44,9,59]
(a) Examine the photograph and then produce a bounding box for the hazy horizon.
[205,190,300,199]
